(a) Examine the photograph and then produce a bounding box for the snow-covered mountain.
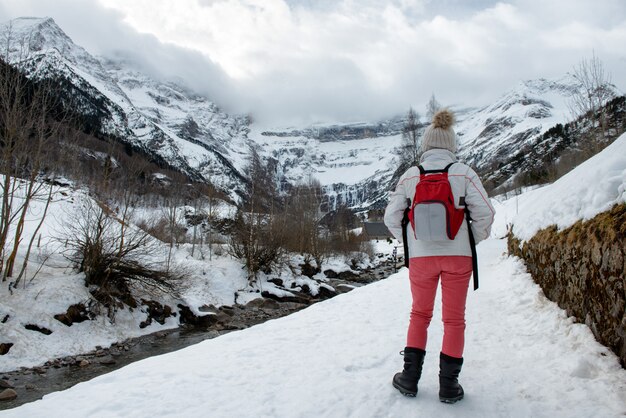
[253,79,584,210]
[2,16,610,210]
[2,17,251,202]
[457,78,575,168]
[248,124,404,210]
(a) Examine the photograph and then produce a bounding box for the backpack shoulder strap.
[419,162,456,174]
[465,205,479,291]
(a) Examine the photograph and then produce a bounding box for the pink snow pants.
[407,256,472,359]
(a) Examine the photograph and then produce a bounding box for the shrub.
[228,210,286,283]
[62,197,182,319]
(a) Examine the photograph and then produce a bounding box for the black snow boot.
[439,352,464,403]
[392,347,425,397]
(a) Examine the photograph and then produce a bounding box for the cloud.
[1,0,626,125]
[0,0,241,113]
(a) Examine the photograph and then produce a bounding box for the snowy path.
[2,239,625,418]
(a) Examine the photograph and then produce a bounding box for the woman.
[384,109,495,403]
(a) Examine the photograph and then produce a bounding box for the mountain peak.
[1,16,107,76]
[2,16,75,56]
[3,16,61,37]
[518,76,578,96]
[11,16,56,25]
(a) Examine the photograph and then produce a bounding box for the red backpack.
[400,162,479,290]
[408,163,465,241]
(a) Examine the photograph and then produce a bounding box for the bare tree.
[229,147,284,284]
[203,184,221,261]
[394,108,421,171]
[186,183,218,259]
[282,178,329,267]
[568,51,614,137]
[162,186,186,273]
[0,24,66,287]
[426,93,441,121]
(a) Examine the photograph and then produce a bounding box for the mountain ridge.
[3,16,619,210]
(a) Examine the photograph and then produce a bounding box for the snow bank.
[0,182,248,372]
[0,273,179,374]
[0,180,368,373]
[492,132,626,240]
[3,239,625,418]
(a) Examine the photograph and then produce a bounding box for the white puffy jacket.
[384,149,495,258]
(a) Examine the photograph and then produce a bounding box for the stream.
[0,261,401,410]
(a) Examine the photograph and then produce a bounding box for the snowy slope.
[492,132,626,240]
[456,78,576,169]
[3,239,625,418]
[0,176,373,373]
[0,181,253,373]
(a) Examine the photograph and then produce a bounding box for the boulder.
[99,357,117,366]
[177,304,218,328]
[267,278,284,287]
[141,300,174,325]
[0,388,17,401]
[335,284,356,294]
[0,343,13,355]
[300,262,319,278]
[54,303,92,326]
[198,304,220,314]
[218,306,235,316]
[245,298,280,310]
[323,269,338,279]
[338,270,359,280]
[261,291,311,305]
[317,285,338,299]
[24,324,52,335]
[0,380,13,389]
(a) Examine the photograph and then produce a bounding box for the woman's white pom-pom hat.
[421,109,457,153]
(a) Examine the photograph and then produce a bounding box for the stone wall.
[508,204,626,367]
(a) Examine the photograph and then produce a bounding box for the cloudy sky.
[1,0,625,125]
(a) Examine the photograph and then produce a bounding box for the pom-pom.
[432,109,454,130]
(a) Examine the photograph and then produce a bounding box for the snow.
[492,132,626,241]
[456,77,574,162]
[0,184,180,373]
[0,179,366,373]
[3,238,625,418]
[6,144,626,415]
[1,17,625,417]
[0,272,179,373]
[0,184,239,373]
[248,127,403,187]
